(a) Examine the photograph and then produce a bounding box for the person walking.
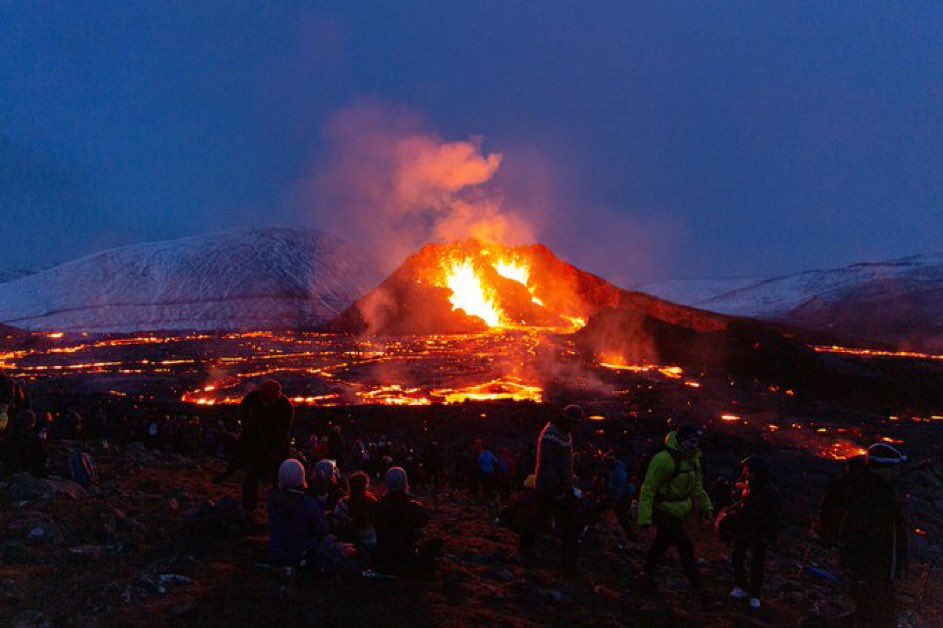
[519,404,585,570]
[637,424,713,591]
[723,456,779,609]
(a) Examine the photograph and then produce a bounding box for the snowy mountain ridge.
[0,227,383,333]
[638,253,943,350]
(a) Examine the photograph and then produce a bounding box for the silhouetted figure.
[333,471,378,551]
[519,404,585,570]
[3,410,48,477]
[328,425,348,471]
[723,456,779,610]
[819,444,908,627]
[216,380,294,513]
[373,466,441,575]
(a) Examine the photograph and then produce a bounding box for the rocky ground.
[2,404,942,627]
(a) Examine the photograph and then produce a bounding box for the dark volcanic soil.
[1,403,942,627]
[2,330,943,626]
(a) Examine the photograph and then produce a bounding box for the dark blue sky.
[2,2,941,283]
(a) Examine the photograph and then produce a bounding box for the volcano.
[322,241,733,336]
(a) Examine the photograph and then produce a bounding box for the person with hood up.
[723,456,779,609]
[637,424,713,591]
[373,466,442,575]
[519,404,585,569]
[819,443,909,627]
[267,459,357,573]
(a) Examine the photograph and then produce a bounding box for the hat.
[676,424,703,442]
[314,459,337,481]
[385,466,408,492]
[260,379,281,401]
[561,404,585,423]
[866,443,908,469]
[278,458,307,490]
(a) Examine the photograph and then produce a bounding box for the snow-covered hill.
[0,228,382,333]
[639,254,943,350]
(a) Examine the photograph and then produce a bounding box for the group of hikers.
[0,375,912,625]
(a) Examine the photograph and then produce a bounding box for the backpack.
[634,442,682,493]
[68,452,98,488]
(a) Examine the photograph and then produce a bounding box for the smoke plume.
[306,101,534,268]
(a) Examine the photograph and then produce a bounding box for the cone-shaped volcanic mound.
[322,240,734,336]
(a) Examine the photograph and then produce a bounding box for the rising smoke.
[305,100,534,270]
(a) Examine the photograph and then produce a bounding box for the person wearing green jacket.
[637,424,713,591]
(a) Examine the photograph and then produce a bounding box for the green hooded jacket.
[637,431,713,526]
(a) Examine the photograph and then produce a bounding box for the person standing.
[819,443,908,627]
[725,456,779,609]
[217,380,294,513]
[520,404,585,569]
[637,424,713,591]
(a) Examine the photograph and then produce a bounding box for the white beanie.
[278,458,307,490]
[314,459,337,482]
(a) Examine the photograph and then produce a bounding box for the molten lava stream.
[444,259,502,327]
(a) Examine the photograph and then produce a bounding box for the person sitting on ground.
[312,458,344,511]
[373,466,442,576]
[267,458,357,573]
[333,471,378,551]
[819,443,909,628]
[722,456,779,610]
[2,409,48,477]
[637,424,714,592]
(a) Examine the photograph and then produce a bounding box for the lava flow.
[324,240,622,335]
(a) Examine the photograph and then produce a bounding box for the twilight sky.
[1,2,941,285]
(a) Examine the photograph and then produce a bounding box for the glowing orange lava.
[444,259,503,327]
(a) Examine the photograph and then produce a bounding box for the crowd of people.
[0,375,913,625]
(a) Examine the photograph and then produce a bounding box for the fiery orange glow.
[599,359,684,380]
[431,377,542,404]
[819,441,868,460]
[46,332,64,339]
[445,259,503,327]
[720,414,741,422]
[493,259,529,286]
[814,345,943,362]
[562,315,586,329]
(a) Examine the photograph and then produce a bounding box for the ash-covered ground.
[1,330,942,626]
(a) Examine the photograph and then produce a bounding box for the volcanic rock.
[3,473,88,501]
[324,241,732,335]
